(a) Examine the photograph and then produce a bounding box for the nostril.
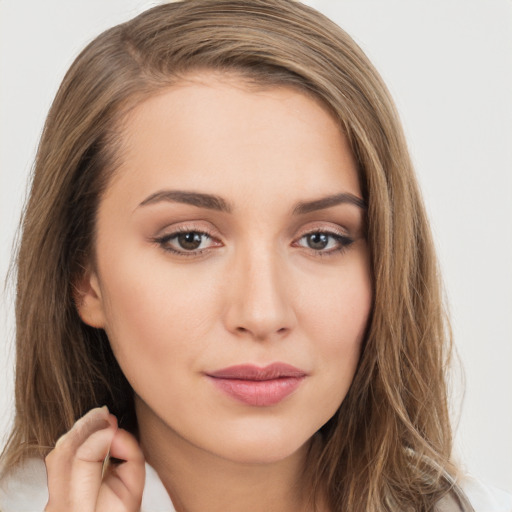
[233,325,289,338]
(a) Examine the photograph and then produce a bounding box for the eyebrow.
[292,193,366,214]
[137,189,366,214]
[138,190,232,212]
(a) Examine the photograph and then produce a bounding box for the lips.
[206,363,306,406]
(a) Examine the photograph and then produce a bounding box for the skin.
[44,407,144,512]
[45,73,372,512]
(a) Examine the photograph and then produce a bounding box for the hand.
[44,406,145,512]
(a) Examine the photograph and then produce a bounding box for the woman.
[0,1,510,511]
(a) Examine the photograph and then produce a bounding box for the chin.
[204,423,315,466]
[220,442,310,466]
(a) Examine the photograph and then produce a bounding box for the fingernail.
[101,405,109,413]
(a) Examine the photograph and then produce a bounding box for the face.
[78,73,372,465]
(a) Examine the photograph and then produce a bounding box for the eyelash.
[152,227,354,258]
[152,227,218,257]
[293,231,354,256]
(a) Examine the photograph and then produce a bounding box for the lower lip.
[208,376,305,406]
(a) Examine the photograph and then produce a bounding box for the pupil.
[178,232,202,250]
[308,233,328,250]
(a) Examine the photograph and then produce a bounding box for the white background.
[1,0,511,493]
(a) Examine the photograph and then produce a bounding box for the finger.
[98,429,145,511]
[45,406,116,512]
[51,409,110,454]
[75,418,117,462]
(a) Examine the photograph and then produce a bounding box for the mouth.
[206,363,307,407]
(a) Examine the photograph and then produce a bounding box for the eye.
[295,231,353,254]
[154,229,220,255]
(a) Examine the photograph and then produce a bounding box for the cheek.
[302,256,372,349]
[299,255,372,403]
[97,250,223,377]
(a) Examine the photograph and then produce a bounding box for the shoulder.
[436,476,512,512]
[0,458,48,512]
[459,475,512,512]
[0,457,176,512]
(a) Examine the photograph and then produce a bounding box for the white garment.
[0,458,175,512]
[0,458,511,512]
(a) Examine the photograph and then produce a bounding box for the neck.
[135,397,318,512]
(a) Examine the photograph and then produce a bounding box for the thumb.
[97,428,145,511]
[45,406,117,512]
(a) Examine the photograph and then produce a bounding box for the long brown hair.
[2,1,461,510]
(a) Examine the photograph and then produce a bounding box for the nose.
[223,245,296,341]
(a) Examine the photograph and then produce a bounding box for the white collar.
[142,462,176,511]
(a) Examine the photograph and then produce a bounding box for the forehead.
[104,72,360,210]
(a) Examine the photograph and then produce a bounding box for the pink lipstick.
[206,363,306,406]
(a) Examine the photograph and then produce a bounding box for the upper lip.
[207,363,307,381]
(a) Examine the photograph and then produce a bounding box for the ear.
[73,269,106,329]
